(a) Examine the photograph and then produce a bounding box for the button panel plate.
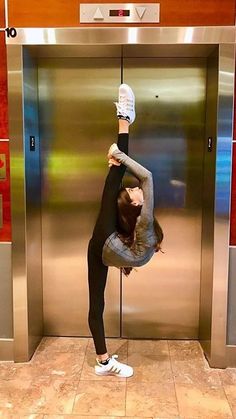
[80,3,160,23]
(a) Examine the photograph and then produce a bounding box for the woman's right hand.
[108,157,121,168]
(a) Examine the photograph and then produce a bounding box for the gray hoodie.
[102,147,157,268]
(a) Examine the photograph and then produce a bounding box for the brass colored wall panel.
[8,0,236,27]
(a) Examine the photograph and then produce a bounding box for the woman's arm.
[110,145,154,225]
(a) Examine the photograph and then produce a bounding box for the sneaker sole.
[95,369,133,378]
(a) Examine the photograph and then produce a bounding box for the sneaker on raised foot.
[95,354,133,378]
[114,83,135,125]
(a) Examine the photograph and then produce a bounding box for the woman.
[87,84,163,378]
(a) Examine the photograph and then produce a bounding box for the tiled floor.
[0,337,236,418]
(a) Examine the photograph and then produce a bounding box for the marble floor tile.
[219,367,236,385]
[171,358,221,386]
[223,384,236,417]
[175,382,233,418]
[0,362,18,380]
[0,378,32,416]
[126,339,173,383]
[168,340,204,362]
[127,353,173,383]
[0,414,44,419]
[128,339,169,354]
[18,376,78,415]
[0,352,85,383]
[44,416,153,419]
[36,337,89,355]
[126,381,179,417]
[29,351,85,381]
[72,380,126,416]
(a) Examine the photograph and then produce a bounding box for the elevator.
[7,28,235,367]
[38,51,206,339]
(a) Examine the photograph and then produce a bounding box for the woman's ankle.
[97,352,109,362]
[118,119,129,134]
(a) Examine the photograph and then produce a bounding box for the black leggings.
[87,133,129,355]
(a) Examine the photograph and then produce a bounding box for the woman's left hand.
[108,157,121,168]
[108,143,119,158]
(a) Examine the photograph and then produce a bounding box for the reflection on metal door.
[122,58,206,338]
[39,58,121,336]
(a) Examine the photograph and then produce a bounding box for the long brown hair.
[117,188,164,276]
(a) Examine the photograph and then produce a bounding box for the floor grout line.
[221,381,235,419]
[167,339,181,419]
[70,338,90,414]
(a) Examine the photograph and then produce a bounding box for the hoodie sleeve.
[111,147,154,226]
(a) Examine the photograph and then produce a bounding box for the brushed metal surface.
[38,57,121,336]
[7,45,30,361]
[210,44,235,367]
[199,49,218,360]
[226,344,236,367]
[23,48,43,355]
[0,339,14,361]
[227,247,236,345]
[0,243,13,338]
[122,57,206,338]
[5,27,235,46]
[27,44,217,59]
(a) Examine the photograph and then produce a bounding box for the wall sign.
[80,3,160,23]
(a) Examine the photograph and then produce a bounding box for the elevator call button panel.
[80,3,160,23]
[0,154,6,180]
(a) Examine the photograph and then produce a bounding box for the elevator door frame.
[6,27,235,367]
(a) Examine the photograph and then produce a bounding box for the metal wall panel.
[23,48,43,354]
[7,44,30,361]
[0,243,12,338]
[199,50,218,358]
[210,44,235,366]
[38,57,121,336]
[122,57,206,338]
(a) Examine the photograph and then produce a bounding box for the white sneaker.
[114,83,135,124]
[95,354,133,378]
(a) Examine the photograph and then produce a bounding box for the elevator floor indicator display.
[80,3,160,23]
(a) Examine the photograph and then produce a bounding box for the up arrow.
[93,7,104,20]
[136,6,146,19]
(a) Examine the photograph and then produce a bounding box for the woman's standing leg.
[88,120,129,359]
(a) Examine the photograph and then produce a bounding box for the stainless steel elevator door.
[38,58,121,336]
[122,58,206,338]
[38,56,206,339]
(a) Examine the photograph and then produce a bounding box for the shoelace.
[119,97,134,109]
[116,102,134,113]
